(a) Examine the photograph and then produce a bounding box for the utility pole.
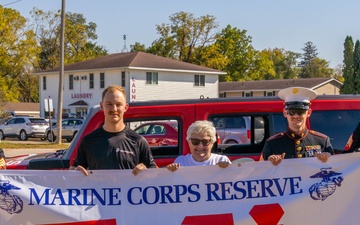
[56,0,65,144]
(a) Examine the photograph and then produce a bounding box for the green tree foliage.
[130,12,336,83]
[149,11,218,62]
[254,48,301,80]
[341,36,355,94]
[31,8,108,70]
[250,50,275,80]
[213,25,257,81]
[0,6,39,102]
[194,43,228,72]
[130,42,147,52]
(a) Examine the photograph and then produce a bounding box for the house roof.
[68,100,88,106]
[219,78,343,92]
[2,102,39,112]
[38,52,226,74]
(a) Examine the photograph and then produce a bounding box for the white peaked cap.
[278,87,317,106]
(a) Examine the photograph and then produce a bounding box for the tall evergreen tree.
[298,41,318,78]
[341,36,355,94]
[354,40,360,94]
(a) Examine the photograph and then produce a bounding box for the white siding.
[38,68,221,117]
[129,70,218,102]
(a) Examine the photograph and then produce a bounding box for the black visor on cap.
[285,101,310,110]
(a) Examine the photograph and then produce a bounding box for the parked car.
[45,118,85,142]
[0,116,49,141]
[62,113,80,119]
[134,121,178,146]
[211,116,265,144]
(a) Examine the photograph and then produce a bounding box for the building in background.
[37,52,226,118]
[0,102,40,117]
[219,78,342,98]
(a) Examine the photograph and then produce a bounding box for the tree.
[255,48,301,80]
[333,64,344,82]
[298,41,332,78]
[31,8,108,71]
[213,25,257,81]
[130,42,147,52]
[250,50,275,80]
[341,36,355,94]
[298,41,318,78]
[354,40,360,93]
[150,11,218,63]
[0,6,39,102]
[194,43,228,73]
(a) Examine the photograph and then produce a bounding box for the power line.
[3,0,22,6]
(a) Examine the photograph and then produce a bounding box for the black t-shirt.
[72,126,157,170]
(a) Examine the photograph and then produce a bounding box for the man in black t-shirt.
[70,85,157,175]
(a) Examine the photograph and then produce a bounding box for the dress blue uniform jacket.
[260,128,334,160]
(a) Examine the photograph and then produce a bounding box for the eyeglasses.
[190,138,212,146]
[287,109,307,116]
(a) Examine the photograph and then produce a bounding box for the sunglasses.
[190,138,212,146]
[287,109,307,116]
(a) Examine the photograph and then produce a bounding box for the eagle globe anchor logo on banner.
[309,167,343,201]
[0,180,23,214]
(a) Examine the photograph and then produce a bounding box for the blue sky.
[3,0,360,68]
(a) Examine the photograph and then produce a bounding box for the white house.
[37,52,226,118]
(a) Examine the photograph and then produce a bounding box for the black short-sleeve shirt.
[72,126,157,170]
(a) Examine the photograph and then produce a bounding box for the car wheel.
[226,140,237,144]
[19,130,28,141]
[47,131,56,142]
[66,131,77,142]
[0,130,5,140]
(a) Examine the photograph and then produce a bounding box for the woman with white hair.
[167,120,230,172]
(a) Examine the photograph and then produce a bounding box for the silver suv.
[211,116,265,144]
[45,118,84,142]
[0,117,49,141]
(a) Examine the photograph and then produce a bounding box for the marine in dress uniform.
[260,87,334,163]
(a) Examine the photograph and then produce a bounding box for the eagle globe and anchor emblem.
[0,180,23,214]
[309,167,343,201]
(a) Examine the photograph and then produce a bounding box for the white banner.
[1,153,359,225]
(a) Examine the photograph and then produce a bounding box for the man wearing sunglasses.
[167,120,231,171]
[260,87,333,166]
